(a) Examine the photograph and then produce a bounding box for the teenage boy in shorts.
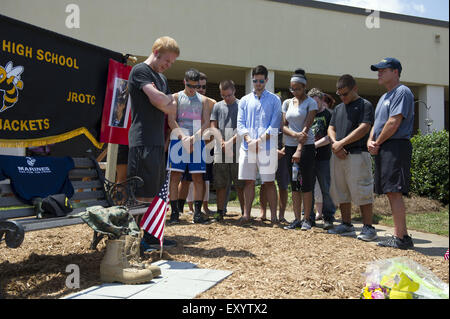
[237,65,281,225]
[327,74,377,242]
[167,69,211,224]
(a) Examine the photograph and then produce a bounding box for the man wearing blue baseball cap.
[367,57,415,249]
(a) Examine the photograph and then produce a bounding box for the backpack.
[34,194,73,218]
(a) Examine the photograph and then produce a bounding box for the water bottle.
[292,162,299,182]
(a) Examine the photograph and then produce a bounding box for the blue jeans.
[310,159,336,222]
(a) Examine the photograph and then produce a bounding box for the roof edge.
[268,0,449,28]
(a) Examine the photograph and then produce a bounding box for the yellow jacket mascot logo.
[0,61,24,112]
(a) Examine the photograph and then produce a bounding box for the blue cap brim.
[371,62,387,71]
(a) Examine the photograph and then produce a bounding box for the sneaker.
[168,212,179,225]
[213,211,224,222]
[193,212,210,224]
[301,219,312,231]
[327,223,356,236]
[141,235,177,250]
[357,225,378,242]
[283,219,302,230]
[206,210,217,216]
[323,219,334,231]
[377,235,414,250]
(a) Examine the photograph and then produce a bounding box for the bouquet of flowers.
[360,284,390,299]
[360,257,449,299]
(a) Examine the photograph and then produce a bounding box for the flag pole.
[159,216,165,259]
[160,168,171,259]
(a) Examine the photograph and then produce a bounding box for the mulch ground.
[0,200,448,299]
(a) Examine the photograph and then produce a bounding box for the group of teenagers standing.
[127,36,415,251]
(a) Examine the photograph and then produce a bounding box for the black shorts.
[127,145,166,198]
[117,144,129,165]
[285,144,316,192]
[276,152,290,190]
[374,139,412,195]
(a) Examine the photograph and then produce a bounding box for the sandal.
[238,217,251,226]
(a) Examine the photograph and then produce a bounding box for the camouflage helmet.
[75,205,140,239]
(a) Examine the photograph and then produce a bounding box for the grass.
[373,210,449,236]
[224,185,449,237]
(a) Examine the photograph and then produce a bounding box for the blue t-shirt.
[0,155,75,202]
[373,84,415,140]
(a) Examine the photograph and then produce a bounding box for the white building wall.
[1,0,448,136]
[1,0,448,86]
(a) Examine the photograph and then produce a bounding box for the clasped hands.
[367,140,380,155]
[246,136,262,153]
[180,135,195,153]
[331,140,348,160]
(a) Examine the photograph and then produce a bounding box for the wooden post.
[105,143,118,182]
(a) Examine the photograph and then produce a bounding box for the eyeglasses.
[252,79,265,84]
[197,85,206,90]
[289,87,303,93]
[336,90,351,97]
[221,93,234,99]
[186,83,201,89]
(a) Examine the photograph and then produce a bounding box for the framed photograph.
[100,59,132,145]
[108,78,131,129]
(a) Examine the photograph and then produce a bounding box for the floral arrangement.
[360,284,390,299]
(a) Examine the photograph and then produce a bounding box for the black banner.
[0,14,125,149]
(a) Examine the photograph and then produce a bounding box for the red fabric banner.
[100,59,132,145]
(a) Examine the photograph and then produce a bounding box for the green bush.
[410,130,449,204]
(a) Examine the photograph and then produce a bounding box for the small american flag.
[140,171,170,248]
[445,249,449,261]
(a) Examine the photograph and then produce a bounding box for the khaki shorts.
[238,148,278,183]
[330,152,373,206]
[213,163,245,189]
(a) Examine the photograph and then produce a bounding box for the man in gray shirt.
[210,80,245,221]
[368,57,415,250]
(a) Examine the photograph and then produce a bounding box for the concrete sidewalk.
[243,205,449,259]
[63,260,233,299]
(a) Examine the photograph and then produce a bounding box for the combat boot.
[193,200,209,224]
[100,238,153,284]
[123,234,162,277]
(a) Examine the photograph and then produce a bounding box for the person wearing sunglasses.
[167,68,211,225]
[177,72,217,218]
[237,65,282,225]
[197,72,217,216]
[327,74,377,242]
[281,69,318,231]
